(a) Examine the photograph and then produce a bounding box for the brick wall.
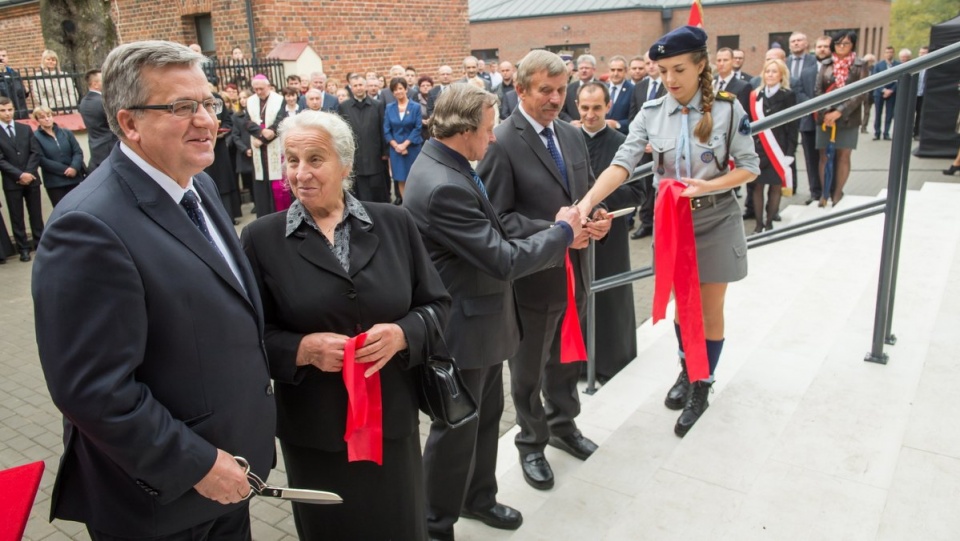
[471,0,892,76]
[0,3,44,67]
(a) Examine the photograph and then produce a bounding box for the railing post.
[585,241,598,395]
[866,72,914,364]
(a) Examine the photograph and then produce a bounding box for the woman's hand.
[262,128,276,141]
[64,167,77,178]
[354,323,407,377]
[585,208,612,241]
[296,332,350,372]
[251,138,263,149]
[678,177,712,198]
[823,110,842,127]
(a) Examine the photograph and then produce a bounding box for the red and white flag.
[688,0,704,27]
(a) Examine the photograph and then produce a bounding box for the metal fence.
[0,57,285,119]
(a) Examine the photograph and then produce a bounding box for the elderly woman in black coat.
[32,106,84,207]
[241,110,450,540]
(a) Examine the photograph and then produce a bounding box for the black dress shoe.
[461,503,523,531]
[664,360,689,410]
[520,452,554,490]
[548,430,598,460]
[772,213,781,222]
[943,165,960,176]
[674,380,712,437]
[883,135,892,141]
[428,528,455,541]
[631,225,652,240]
[804,198,818,206]
[19,251,31,262]
[0,257,6,264]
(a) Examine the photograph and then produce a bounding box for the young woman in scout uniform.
[578,25,760,436]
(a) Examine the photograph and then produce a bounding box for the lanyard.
[675,107,692,181]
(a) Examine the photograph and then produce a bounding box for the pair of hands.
[555,206,612,249]
[296,323,407,378]
[18,172,36,185]
[822,110,843,128]
[391,141,410,155]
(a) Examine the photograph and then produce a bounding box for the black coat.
[78,91,118,171]
[34,124,84,189]
[339,97,387,177]
[0,121,41,191]
[228,109,254,175]
[241,202,450,450]
[751,88,799,171]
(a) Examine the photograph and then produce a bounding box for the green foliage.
[890,0,959,51]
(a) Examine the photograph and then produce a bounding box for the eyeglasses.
[836,41,853,46]
[127,98,223,117]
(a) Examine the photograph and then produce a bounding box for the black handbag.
[415,305,478,429]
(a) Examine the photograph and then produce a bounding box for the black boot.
[674,380,712,437]
[664,358,689,410]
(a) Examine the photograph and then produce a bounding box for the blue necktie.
[648,81,658,101]
[541,127,569,191]
[180,191,217,250]
[468,168,489,199]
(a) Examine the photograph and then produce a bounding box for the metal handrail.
[583,39,960,392]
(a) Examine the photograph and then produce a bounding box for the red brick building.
[0,0,469,80]
[469,0,892,76]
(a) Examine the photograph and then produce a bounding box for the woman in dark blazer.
[383,77,423,200]
[229,90,255,207]
[749,58,798,233]
[204,91,241,222]
[32,106,84,207]
[241,110,450,541]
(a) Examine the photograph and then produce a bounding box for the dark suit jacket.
[78,91,118,171]
[872,59,900,98]
[403,141,568,369]
[0,121,41,191]
[340,97,387,176]
[717,75,752,116]
[791,53,820,132]
[560,80,591,122]
[501,89,519,121]
[477,109,596,308]
[33,147,276,537]
[606,80,634,134]
[751,88,799,169]
[241,202,450,449]
[629,77,667,124]
[34,124,84,189]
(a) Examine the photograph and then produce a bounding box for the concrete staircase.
[455,183,960,540]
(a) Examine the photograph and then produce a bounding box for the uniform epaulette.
[715,91,735,102]
[641,95,667,109]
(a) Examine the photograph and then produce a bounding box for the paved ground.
[1,132,956,539]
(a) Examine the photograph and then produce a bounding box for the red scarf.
[831,52,857,88]
[342,333,384,465]
[560,250,588,363]
[652,179,709,382]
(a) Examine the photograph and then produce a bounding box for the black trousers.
[46,184,78,208]
[87,504,251,541]
[4,184,43,251]
[800,129,821,199]
[914,95,924,136]
[637,153,655,228]
[353,171,390,203]
[423,363,504,534]
[874,95,896,137]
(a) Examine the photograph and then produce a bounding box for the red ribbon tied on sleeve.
[342,332,384,465]
[652,179,709,382]
[560,250,588,363]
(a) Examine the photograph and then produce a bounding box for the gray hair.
[430,84,499,139]
[516,50,566,91]
[101,40,204,137]
[576,54,597,68]
[278,110,356,190]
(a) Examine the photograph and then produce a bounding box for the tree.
[39,0,118,73]
[891,0,959,52]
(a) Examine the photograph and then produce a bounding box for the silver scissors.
[235,456,343,505]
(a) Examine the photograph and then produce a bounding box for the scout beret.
[650,25,708,61]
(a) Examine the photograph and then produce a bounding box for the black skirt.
[280,433,427,541]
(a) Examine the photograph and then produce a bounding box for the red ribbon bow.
[560,250,588,363]
[652,179,709,382]
[342,333,384,465]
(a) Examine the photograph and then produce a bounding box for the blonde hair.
[760,59,790,91]
[40,49,59,66]
[691,50,714,144]
[31,106,54,120]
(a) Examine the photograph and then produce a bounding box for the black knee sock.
[706,339,724,376]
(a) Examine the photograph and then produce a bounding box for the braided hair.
[691,50,714,143]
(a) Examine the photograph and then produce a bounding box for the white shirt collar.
[718,73,734,86]
[119,142,199,204]
[518,102,551,135]
[582,125,606,138]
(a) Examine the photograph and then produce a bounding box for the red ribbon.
[652,179,709,382]
[560,250,588,363]
[342,333,383,465]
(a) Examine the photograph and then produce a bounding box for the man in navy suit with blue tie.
[604,56,634,134]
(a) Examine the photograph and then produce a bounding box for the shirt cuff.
[553,221,574,245]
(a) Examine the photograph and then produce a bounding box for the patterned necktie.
[180,191,218,250]
[648,81,658,101]
[541,127,569,191]
[718,79,726,92]
[468,168,489,199]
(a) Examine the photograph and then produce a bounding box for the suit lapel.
[112,148,252,307]
[512,111,570,196]
[348,221,379,278]
[423,142,507,235]
[296,230,352,281]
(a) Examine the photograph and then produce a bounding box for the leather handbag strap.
[417,305,451,358]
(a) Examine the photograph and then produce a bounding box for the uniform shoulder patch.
[715,91,735,102]
[641,95,667,109]
[738,115,752,136]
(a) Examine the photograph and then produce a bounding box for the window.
[194,15,215,56]
[545,44,591,63]
[471,49,499,63]
[717,35,739,51]
[768,32,791,51]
